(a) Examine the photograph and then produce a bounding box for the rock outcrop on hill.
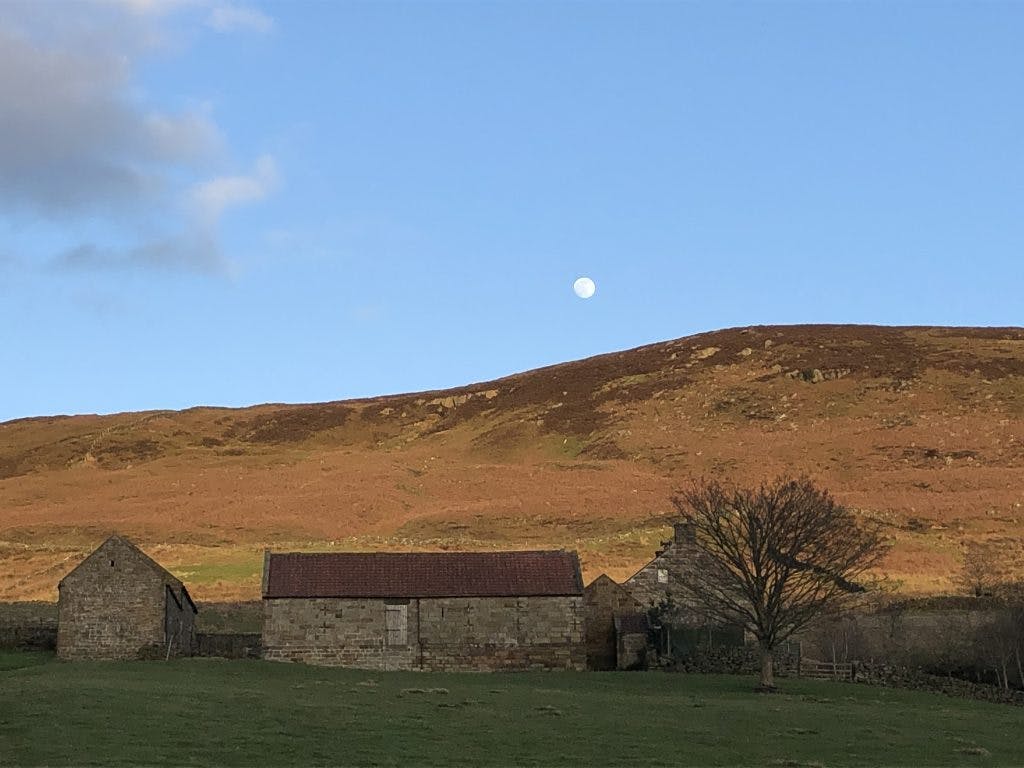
[2,324,1023,601]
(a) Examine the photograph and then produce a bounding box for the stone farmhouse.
[57,535,197,660]
[262,549,585,671]
[580,520,707,669]
[624,520,702,620]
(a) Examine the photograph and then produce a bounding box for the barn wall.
[262,595,585,671]
[418,596,585,671]
[262,598,420,669]
[164,586,196,657]
[584,576,641,670]
[57,538,166,660]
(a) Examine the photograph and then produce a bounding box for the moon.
[573,277,596,299]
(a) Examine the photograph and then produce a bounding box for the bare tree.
[957,542,1001,598]
[672,477,885,691]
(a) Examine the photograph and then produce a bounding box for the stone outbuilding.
[583,574,642,670]
[614,612,652,670]
[262,549,585,671]
[57,535,197,660]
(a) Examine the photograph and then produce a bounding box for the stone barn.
[583,574,642,670]
[57,535,197,660]
[262,549,585,671]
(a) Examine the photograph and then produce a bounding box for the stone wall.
[616,632,648,670]
[263,597,419,669]
[418,596,584,671]
[263,595,584,671]
[0,602,57,651]
[195,632,262,659]
[584,576,641,670]
[799,604,1006,668]
[850,662,1024,706]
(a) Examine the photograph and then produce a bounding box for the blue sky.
[1,1,1022,422]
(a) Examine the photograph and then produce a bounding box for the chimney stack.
[673,520,696,545]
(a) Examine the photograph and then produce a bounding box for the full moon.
[573,277,596,299]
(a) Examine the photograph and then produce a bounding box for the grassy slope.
[3,324,1024,601]
[1,652,1022,767]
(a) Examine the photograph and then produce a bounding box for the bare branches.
[671,477,886,688]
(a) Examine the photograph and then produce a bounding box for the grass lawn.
[1,651,1022,766]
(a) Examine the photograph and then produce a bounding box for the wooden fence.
[799,658,853,681]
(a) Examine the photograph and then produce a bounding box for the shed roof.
[263,550,584,599]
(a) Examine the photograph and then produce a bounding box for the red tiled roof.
[263,550,584,599]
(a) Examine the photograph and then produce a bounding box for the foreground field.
[1,652,1022,766]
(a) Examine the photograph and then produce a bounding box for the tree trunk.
[758,646,776,692]
[1014,644,1023,690]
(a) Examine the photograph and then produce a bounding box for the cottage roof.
[263,550,584,599]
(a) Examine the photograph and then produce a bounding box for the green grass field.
[1,651,1022,766]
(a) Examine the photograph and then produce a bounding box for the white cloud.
[0,2,277,275]
[207,4,273,34]
[52,154,278,274]
[101,0,197,17]
[0,15,219,216]
[190,154,277,224]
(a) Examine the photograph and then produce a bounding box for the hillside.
[2,324,1024,601]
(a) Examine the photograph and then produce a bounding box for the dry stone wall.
[195,632,262,659]
[0,602,57,650]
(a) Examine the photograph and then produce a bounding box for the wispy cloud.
[102,0,199,16]
[54,233,225,275]
[0,1,277,275]
[207,4,273,34]
[53,155,277,275]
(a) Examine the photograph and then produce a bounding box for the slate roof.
[263,550,584,599]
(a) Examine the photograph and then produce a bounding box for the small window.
[110,560,115,567]
[657,568,669,584]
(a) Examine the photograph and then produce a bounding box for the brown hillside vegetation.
[3,324,1024,602]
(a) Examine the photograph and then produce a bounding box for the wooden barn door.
[383,603,408,670]
[385,604,408,646]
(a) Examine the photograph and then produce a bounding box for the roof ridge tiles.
[262,549,583,600]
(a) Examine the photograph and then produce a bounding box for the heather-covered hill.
[3,324,1023,600]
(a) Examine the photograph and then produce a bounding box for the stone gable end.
[57,536,195,660]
